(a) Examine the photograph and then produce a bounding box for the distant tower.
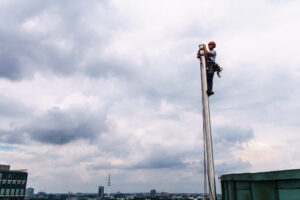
[107,173,111,197]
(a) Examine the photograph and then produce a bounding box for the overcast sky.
[0,0,300,194]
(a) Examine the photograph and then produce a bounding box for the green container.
[220,169,300,200]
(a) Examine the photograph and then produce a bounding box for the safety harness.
[213,63,223,78]
[207,61,223,78]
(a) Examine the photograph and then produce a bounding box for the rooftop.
[0,164,27,172]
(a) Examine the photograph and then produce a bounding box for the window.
[0,172,2,179]
[20,189,24,195]
[16,189,19,196]
[1,188,5,195]
[7,174,12,180]
[10,189,14,196]
[12,180,16,184]
[2,180,6,184]
[5,189,10,195]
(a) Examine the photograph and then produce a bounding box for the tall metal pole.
[199,44,217,200]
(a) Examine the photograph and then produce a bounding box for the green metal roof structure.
[220,169,300,200]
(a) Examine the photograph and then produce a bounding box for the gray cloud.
[214,126,254,145]
[26,107,107,145]
[0,129,27,144]
[0,95,31,117]
[0,106,107,145]
[213,126,254,163]
[216,159,251,175]
[88,145,188,171]
[83,60,135,80]
[130,150,186,170]
[211,126,254,174]
[87,125,254,172]
[0,52,26,80]
[0,0,128,81]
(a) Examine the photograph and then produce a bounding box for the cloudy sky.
[1,0,300,194]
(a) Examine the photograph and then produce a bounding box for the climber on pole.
[197,41,221,96]
[204,41,216,96]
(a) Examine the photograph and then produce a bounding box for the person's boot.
[207,90,214,96]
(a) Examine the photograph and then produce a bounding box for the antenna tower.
[107,173,111,197]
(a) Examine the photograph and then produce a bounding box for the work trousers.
[206,62,215,91]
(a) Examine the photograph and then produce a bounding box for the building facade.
[98,186,104,200]
[0,165,28,200]
[25,188,34,197]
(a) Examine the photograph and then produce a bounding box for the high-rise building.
[25,187,34,196]
[0,164,28,200]
[98,186,104,200]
